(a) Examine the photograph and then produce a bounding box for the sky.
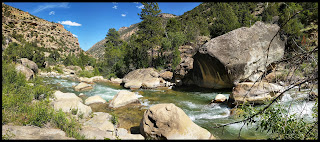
[4,2,202,51]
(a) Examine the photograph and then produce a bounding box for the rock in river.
[85,95,106,105]
[229,82,284,105]
[109,90,140,108]
[122,68,161,89]
[140,103,215,140]
[74,82,93,92]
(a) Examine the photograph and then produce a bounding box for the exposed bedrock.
[185,21,286,89]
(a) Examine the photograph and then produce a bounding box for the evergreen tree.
[137,2,164,67]
[209,3,241,38]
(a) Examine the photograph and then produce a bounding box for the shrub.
[78,70,95,78]
[53,66,63,74]
[28,100,53,127]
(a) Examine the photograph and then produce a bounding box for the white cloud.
[72,34,78,38]
[32,2,69,14]
[121,14,126,17]
[49,11,55,15]
[113,2,118,4]
[112,5,117,9]
[136,5,144,9]
[134,2,139,4]
[58,20,82,26]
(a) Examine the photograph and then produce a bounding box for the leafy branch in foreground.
[210,4,318,140]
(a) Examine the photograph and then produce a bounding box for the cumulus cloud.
[121,14,126,17]
[49,11,55,15]
[112,5,117,9]
[58,20,82,26]
[72,34,78,38]
[32,2,69,14]
[113,2,118,4]
[136,5,144,9]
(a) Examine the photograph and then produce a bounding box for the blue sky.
[4,2,202,51]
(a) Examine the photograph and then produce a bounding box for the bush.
[28,100,53,127]
[106,73,117,79]
[78,70,95,78]
[53,66,63,74]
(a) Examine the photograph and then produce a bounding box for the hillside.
[87,13,177,59]
[2,3,83,56]
[87,23,139,59]
[86,2,261,60]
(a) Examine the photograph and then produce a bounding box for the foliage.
[49,50,60,61]
[101,28,128,78]
[2,60,85,139]
[137,2,165,67]
[53,66,63,74]
[209,3,241,38]
[240,100,318,140]
[78,70,95,78]
[2,41,46,68]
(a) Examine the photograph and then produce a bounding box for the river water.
[44,76,317,140]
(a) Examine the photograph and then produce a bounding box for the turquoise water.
[44,76,317,139]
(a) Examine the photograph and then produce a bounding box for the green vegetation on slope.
[2,60,85,139]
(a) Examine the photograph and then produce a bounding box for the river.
[43,76,317,140]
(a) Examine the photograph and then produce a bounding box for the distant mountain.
[2,3,83,56]
[87,23,139,59]
[87,13,177,59]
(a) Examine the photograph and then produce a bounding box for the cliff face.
[2,3,83,56]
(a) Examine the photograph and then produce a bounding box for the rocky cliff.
[2,3,83,56]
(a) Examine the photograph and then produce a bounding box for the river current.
[44,76,317,140]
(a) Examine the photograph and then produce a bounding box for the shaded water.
[44,76,317,140]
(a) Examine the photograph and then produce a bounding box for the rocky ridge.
[2,3,83,56]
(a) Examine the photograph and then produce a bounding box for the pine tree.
[137,2,164,67]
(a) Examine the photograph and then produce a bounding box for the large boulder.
[17,58,38,74]
[2,125,75,140]
[52,99,92,118]
[159,71,173,80]
[190,21,285,89]
[123,68,161,89]
[15,64,34,81]
[109,90,140,108]
[79,126,114,140]
[53,91,83,102]
[79,77,94,84]
[116,128,144,140]
[110,77,123,84]
[82,112,114,132]
[140,103,215,140]
[91,76,106,82]
[74,82,93,92]
[141,78,161,89]
[229,82,284,105]
[79,112,144,140]
[85,95,106,105]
